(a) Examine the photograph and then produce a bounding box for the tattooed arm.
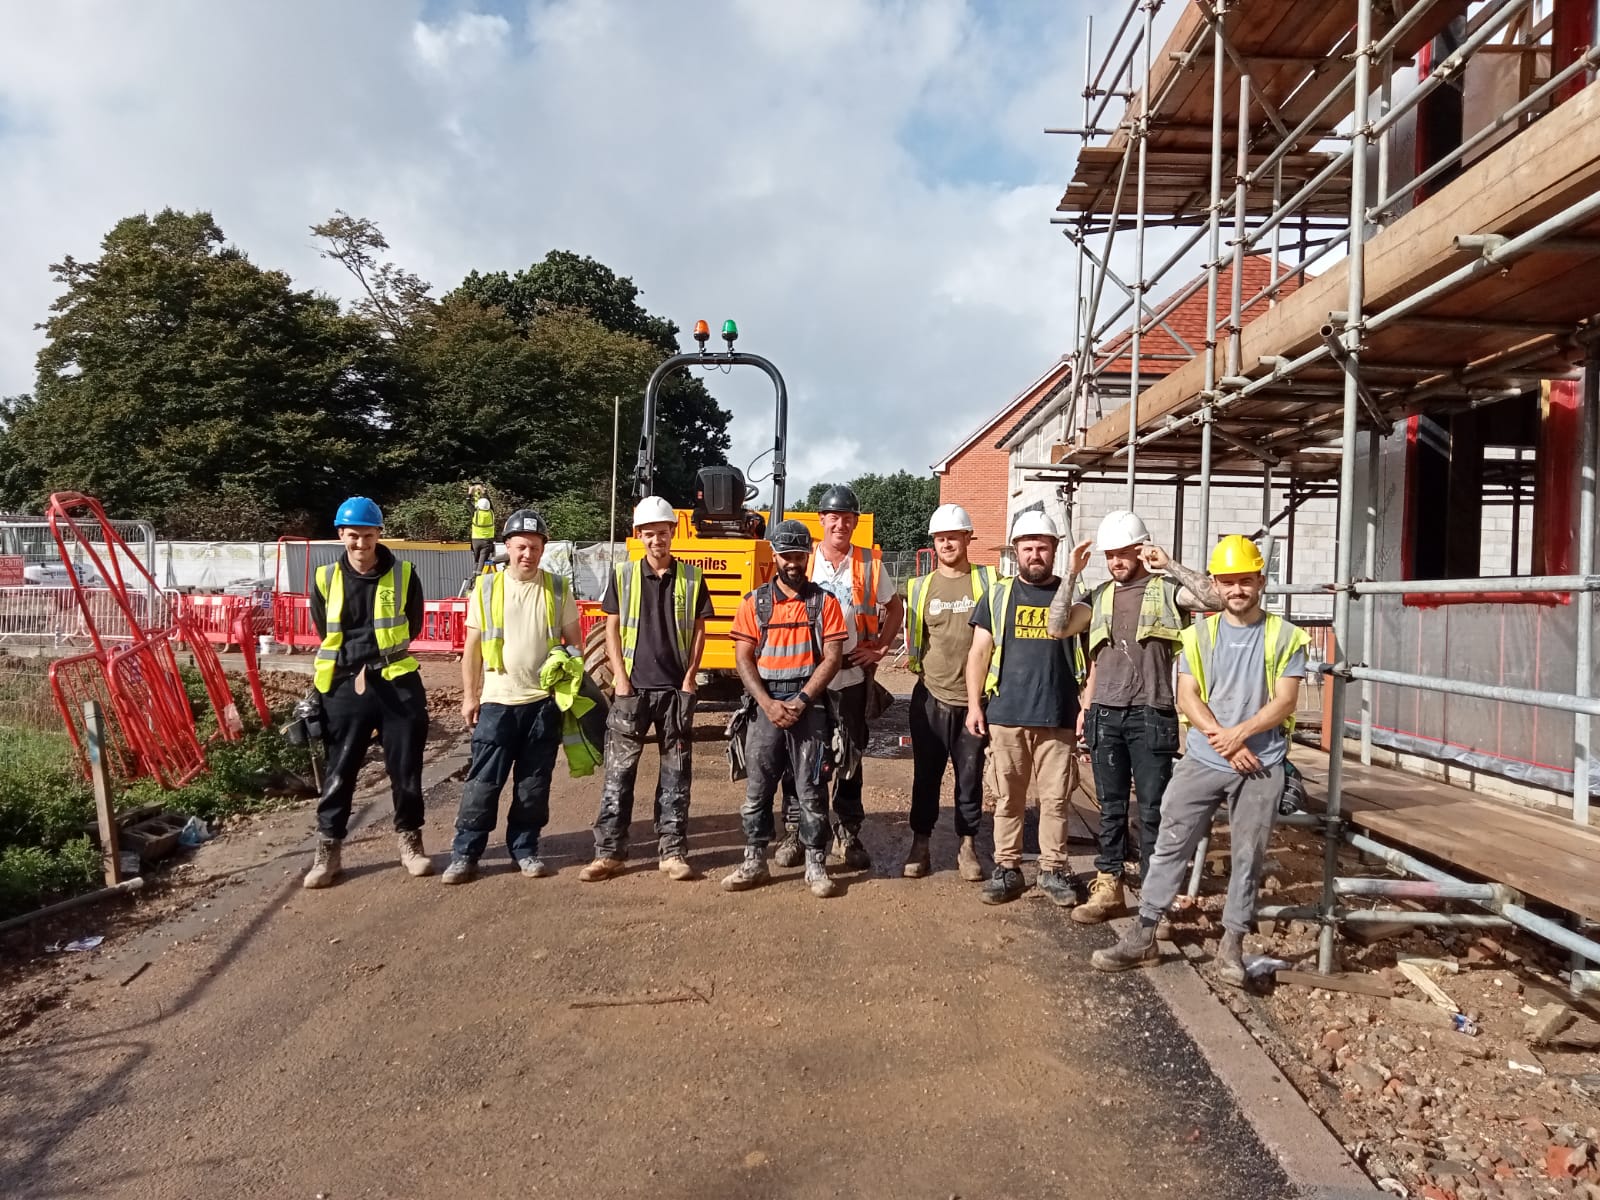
[1141,545,1223,611]
[1047,538,1095,638]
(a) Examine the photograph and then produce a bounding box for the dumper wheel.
[582,617,614,699]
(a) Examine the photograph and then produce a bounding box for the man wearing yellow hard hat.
[1092,534,1309,987]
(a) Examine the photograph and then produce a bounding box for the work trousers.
[1085,703,1179,879]
[908,681,985,838]
[316,670,428,840]
[987,724,1076,871]
[780,679,868,834]
[471,538,495,569]
[593,688,696,860]
[744,703,831,852]
[1137,754,1284,935]
[452,698,561,861]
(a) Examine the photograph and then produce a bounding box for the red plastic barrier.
[414,598,468,654]
[50,650,140,782]
[181,594,256,646]
[106,636,206,787]
[272,593,319,649]
[232,614,273,727]
[578,600,605,645]
[178,614,244,742]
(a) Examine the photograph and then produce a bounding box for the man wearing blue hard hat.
[301,496,434,888]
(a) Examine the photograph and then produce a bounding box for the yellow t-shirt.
[464,570,581,705]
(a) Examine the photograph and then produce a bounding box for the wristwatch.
[796,692,814,709]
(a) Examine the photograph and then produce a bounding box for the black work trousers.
[745,703,830,851]
[780,679,867,834]
[908,681,985,838]
[1084,703,1179,879]
[593,688,696,860]
[316,670,429,840]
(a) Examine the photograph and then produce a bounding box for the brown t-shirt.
[920,571,982,706]
[1089,579,1178,711]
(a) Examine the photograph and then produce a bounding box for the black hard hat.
[503,509,549,540]
[816,484,861,515]
[768,519,813,556]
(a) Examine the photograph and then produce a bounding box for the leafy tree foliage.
[802,471,941,554]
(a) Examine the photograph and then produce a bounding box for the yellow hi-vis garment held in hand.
[475,569,569,671]
[313,560,419,694]
[905,565,995,674]
[1180,612,1311,734]
[538,648,603,777]
[614,559,704,678]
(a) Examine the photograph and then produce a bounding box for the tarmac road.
[0,704,1300,1199]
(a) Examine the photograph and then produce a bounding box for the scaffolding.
[1048,0,1600,986]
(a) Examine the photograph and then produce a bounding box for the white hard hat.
[475,497,492,511]
[1094,509,1151,551]
[632,496,677,527]
[1009,510,1060,542]
[928,503,974,535]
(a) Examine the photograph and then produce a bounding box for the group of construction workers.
[299,486,1308,984]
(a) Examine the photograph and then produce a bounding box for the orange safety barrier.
[414,598,469,654]
[180,593,257,647]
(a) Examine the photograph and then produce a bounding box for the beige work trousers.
[986,723,1077,871]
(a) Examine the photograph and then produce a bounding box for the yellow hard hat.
[1208,534,1265,575]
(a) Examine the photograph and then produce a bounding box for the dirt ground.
[0,662,1298,1200]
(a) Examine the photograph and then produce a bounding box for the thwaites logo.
[677,555,731,572]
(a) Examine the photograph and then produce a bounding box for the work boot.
[1155,916,1174,942]
[579,856,625,882]
[1071,872,1125,925]
[720,847,771,892]
[901,834,931,879]
[835,825,872,870]
[397,830,434,877]
[1215,929,1247,988]
[773,829,804,868]
[805,850,840,899]
[658,856,698,881]
[1091,924,1160,973]
[1036,868,1080,909]
[980,865,1026,906]
[440,856,477,885]
[517,856,553,878]
[956,836,984,883]
[302,837,342,889]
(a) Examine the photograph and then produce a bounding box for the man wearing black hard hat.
[444,508,581,884]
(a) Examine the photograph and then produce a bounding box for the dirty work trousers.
[744,701,831,852]
[1085,703,1179,879]
[452,698,561,862]
[316,670,428,841]
[1137,754,1284,935]
[780,679,868,835]
[909,681,985,838]
[471,538,496,569]
[987,724,1076,872]
[592,688,696,861]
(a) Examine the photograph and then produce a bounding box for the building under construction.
[1042,0,1600,982]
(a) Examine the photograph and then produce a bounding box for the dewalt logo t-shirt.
[970,577,1081,728]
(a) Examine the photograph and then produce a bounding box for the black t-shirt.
[600,560,716,690]
[970,578,1080,728]
[308,545,426,683]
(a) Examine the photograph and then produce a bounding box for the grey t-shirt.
[1089,579,1178,711]
[1178,615,1305,772]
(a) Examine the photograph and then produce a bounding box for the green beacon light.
[721,319,738,348]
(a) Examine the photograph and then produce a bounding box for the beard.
[1018,561,1053,584]
[778,565,808,588]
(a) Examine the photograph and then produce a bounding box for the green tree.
[802,471,941,554]
[0,209,396,533]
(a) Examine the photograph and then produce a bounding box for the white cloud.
[0,0,1095,498]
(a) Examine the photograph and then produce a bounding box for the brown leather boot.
[901,835,931,878]
[956,836,984,882]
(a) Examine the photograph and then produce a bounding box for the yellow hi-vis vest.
[614,558,704,679]
[1180,612,1311,734]
[905,565,995,674]
[1086,575,1186,659]
[982,576,1087,696]
[475,568,569,671]
[313,560,419,694]
[470,505,495,539]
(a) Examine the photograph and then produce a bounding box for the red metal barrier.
[415,598,468,654]
[180,594,256,646]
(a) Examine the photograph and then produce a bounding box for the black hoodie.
[309,545,426,679]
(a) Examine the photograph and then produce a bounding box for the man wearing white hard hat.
[899,503,996,881]
[965,510,1094,906]
[1068,510,1222,926]
[579,496,713,883]
[469,484,496,571]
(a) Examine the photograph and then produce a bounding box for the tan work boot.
[397,830,434,877]
[302,837,342,889]
[956,836,984,882]
[658,856,698,881]
[1070,871,1124,925]
[901,835,931,878]
[1215,929,1247,988]
[579,857,625,882]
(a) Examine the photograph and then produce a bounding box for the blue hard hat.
[334,496,383,528]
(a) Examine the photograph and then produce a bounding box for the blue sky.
[0,0,1128,496]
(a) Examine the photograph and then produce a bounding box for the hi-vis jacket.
[314,561,419,694]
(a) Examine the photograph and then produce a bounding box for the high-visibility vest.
[905,565,996,674]
[1086,575,1186,659]
[983,576,1087,697]
[614,558,704,680]
[470,505,495,539]
[818,544,883,640]
[1180,612,1311,734]
[313,560,419,694]
[476,568,569,671]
